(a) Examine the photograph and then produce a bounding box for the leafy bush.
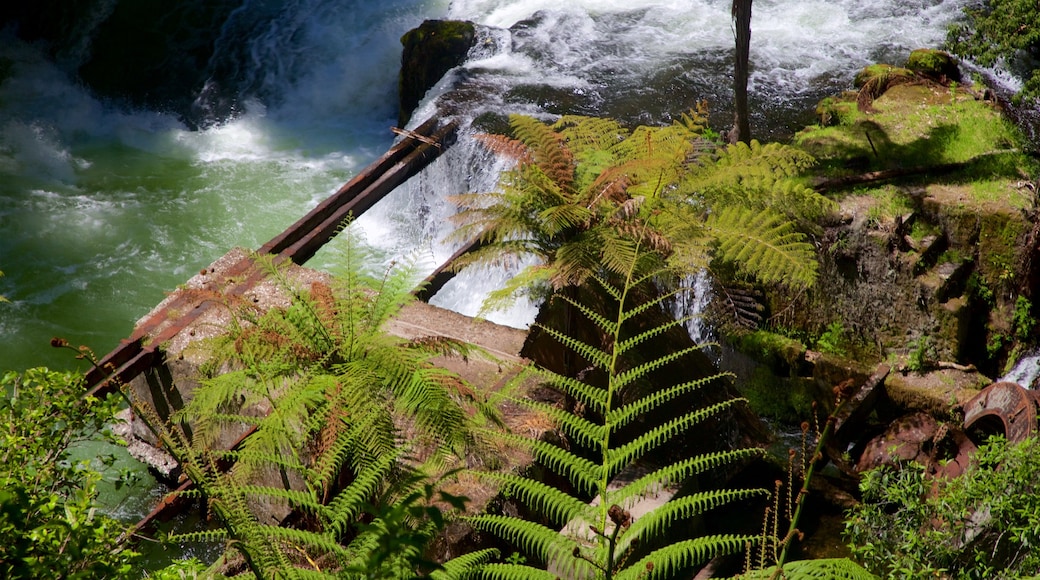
[0,367,139,579]
[846,436,1040,579]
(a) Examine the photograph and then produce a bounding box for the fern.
[462,238,765,578]
[739,558,878,579]
[707,206,819,287]
[448,113,826,323]
[133,231,500,578]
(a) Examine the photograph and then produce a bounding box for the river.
[0,0,970,373]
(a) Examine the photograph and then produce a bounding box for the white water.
[0,0,968,374]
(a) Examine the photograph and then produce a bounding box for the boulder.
[398,20,476,126]
[905,48,961,83]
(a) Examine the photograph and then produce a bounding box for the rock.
[905,49,961,83]
[398,20,477,126]
[852,63,913,90]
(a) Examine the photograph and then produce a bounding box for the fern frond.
[548,290,620,337]
[533,323,612,371]
[535,369,609,415]
[616,534,755,580]
[606,375,717,430]
[483,429,603,495]
[612,344,723,392]
[506,396,607,450]
[478,563,562,580]
[609,448,764,506]
[743,558,879,579]
[431,548,500,580]
[475,471,593,527]
[620,488,767,544]
[466,515,593,578]
[707,206,818,287]
[605,398,745,478]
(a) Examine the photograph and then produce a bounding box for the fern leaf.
[533,323,612,371]
[616,534,755,579]
[484,429,603,495]
[506,396,607,450]
[534,368,609,415]
[467,515,590,575]
[606,398,745,478]
[431,548,500,580]
[478,563,563,580]
[743,558,879,579]
[606,375,717,430]
[475,471,593,527]
[612,344,723,392]
[620,488,767,544]
[707,206,818,287]
[609,448,764,506]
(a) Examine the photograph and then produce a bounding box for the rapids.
[1,0,968,373]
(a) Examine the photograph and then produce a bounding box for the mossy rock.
[815,94,857,127]
[729,330,807,375]
[905,49,961,83]
[398,19,477,126]
[852,63,913,90]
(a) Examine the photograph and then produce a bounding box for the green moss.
[853,64,914,89]
[738,366,815,422]
[905,49,961,81]
[977,212,1027,291]
[729,329,807,374]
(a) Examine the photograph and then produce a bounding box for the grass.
[796,83,1038,211]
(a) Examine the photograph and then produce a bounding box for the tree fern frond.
[609,448,764,506]
[506,396,607,450]
[478,563,563,580]
[548,290,620,337]
[534,369,609,415]
[742,558,879,579]
[474,133,532,164]
[166,528,230,544]
[620,488,767,543]
[533,323,612,371]
[431,548,500,580]
[606,375,717,430]
[475,471,593,527]
[707,206,818,287]
[466,515,593,578]
[605,398,745,478]
[616,534,755,580]
[615,315,695,355]
[483,429,603,495]
[612,344,721,392]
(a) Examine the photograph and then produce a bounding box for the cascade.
[0,0,972,373]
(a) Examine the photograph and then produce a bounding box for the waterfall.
[0,0,970,373]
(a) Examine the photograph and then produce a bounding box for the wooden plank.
[259,117,446,256]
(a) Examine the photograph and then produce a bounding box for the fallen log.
[812,149,1020,193]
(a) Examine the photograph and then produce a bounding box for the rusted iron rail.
[84,118,457,398]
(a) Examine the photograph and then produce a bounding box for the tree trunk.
[731,0,752,144]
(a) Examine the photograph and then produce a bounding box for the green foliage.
[846,436,1040,579]
[947,0,1040,101]
[449,110,831,314]
[1013,294,1036,340]
[905,337,934,373]
[0,368,139,579]
[464,241,764,579]
[137,239,499,578]
[740,558,878,579]
[815,321,847,356]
